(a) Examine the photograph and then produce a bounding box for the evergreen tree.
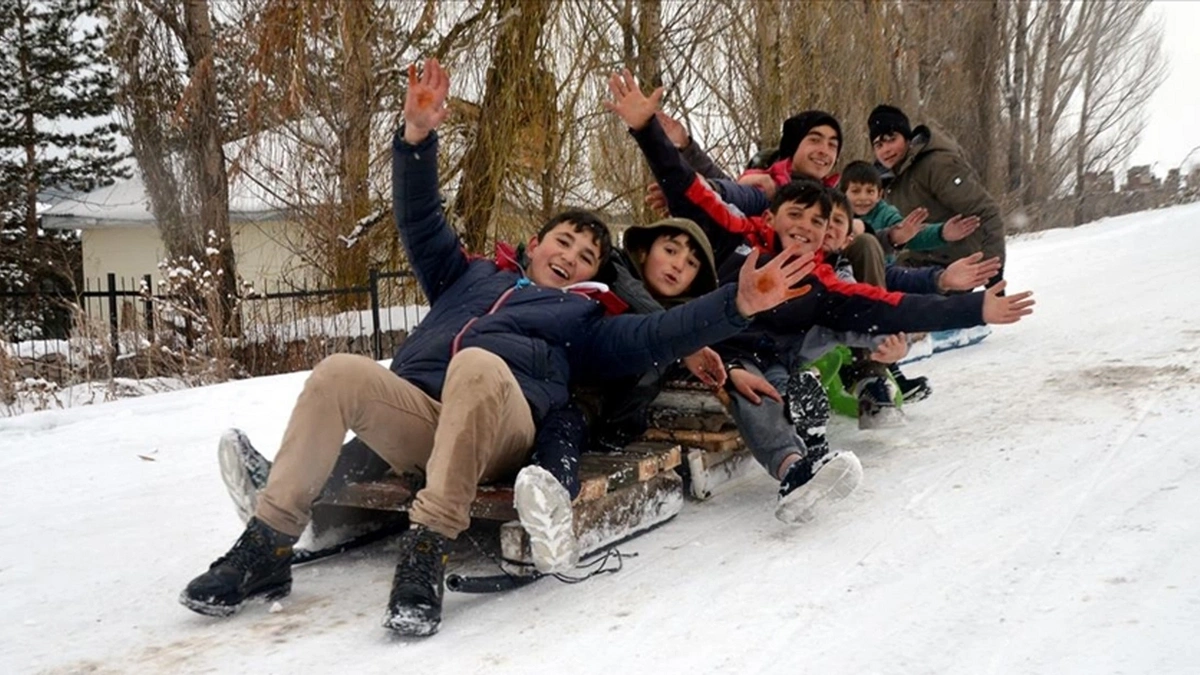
[0,0,127,339]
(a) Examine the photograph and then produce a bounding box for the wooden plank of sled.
[499,472,685,566]
[471,486,518,521]
[642,428,742,453]
[320,474,414,511]
[578,442,681,490]
[576,471,611,503]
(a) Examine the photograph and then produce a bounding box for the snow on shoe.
[775,450,864,524]
[218,428,271,525]
[513,465,578,575]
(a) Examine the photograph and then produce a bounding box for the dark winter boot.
[775,449,864,524]
[854,376,905,430]
[179,518,296,617]
[786,368,832,457]
[218,429,272,525]
[888,363,932,403]
[383,525,448,637]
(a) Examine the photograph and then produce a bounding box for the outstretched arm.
[393,58,469,303]
[574,248,815,380]
[605,70,775,254]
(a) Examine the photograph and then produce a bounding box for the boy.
[839,160,982,266]
[868,104,1006,286]
[605,69,1036,520]
[180,58,814,637]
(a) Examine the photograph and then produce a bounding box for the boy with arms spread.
[604,70,1035,520]
[179,59,814,637]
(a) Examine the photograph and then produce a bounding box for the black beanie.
[868,105,912,142]
[777,111,842,164]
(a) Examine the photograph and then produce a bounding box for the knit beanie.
[776,111,842,164]
[868,105,912,142]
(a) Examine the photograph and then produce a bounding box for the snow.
[3,203,1200,673]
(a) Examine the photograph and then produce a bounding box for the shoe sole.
[218,429,270,525]
[902,385,933,404]
[775,452,863,524]
[178,580,292,618]
[383,606,441,637]
[513,466,578,575]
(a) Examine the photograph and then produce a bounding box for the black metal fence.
[1,269,427,380]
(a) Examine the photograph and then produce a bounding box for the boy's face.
[790,125,840,180]
[845,182,881,216]
[526,222,603,288]
[642,233,701,298]
[823,205,852,254]
[763,200,828,256]
[872,132,908,170]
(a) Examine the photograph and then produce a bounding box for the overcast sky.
[1128,0,1200,173]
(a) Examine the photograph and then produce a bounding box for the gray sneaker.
[218,429,272,525]
[513,465,578,574]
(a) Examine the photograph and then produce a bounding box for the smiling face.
[642,233,701,298]
[844,181,881,217]
[764,200,828,256]
[823,203,852,254]
[872,132,909,170]
[790,124,840,180]
[526,222,603,288]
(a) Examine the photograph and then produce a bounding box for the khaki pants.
[255,348,536,539]
[843,234,888,288]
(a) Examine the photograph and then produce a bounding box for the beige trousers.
[255,349,536,539]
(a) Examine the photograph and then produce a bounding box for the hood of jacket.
[892,123,966,178]
[619,217,719,305]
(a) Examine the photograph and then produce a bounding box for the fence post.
[106,273,119,360]
[142,274,154,336]
[369,267,382,360]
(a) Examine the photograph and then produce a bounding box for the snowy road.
[3,204,1200,674]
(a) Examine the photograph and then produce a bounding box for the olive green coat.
[886,124,1006,270]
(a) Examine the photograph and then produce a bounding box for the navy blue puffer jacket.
[389,129,752,422]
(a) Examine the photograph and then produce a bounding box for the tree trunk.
[334,0,375,294]
[180,0,238,332]
[1006,0,1028,195]
[454,0,549,253]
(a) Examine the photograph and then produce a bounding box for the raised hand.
[981,281,1035,324]
[888,207,929,247]
[645,183,669,217]
[682,347,726,388]
[603,69,662,131]
[403,58,450,144]
[729,367,782,405]
[941,214,981,242]
[869,333,909,363]
[655,111,691,149]
[938,252,1003,292]
[735,245,816,317]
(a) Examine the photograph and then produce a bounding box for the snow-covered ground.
[3,204,1200,674]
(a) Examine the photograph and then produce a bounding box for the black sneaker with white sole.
[774,450,864,524]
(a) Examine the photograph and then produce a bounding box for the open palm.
[603,69,662,131]
[403,58,450,143]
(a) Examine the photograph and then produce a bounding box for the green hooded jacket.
[885,124,1006,269]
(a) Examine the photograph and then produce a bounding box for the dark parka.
[885,124,1006,277]
[389,128,752,423]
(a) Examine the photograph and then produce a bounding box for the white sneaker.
[218,429,271,525]
[513,465,578,574]
[774,450,863,524]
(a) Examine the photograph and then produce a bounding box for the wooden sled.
[644,381,758,500]
[315,441,685,573]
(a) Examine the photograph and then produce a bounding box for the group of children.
[178,60,1035,637]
